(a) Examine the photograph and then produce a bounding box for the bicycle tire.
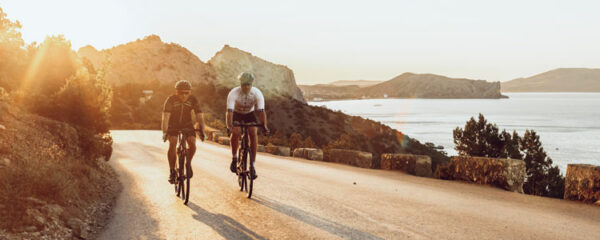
[247,170,253,198]
[184,173,190,205]
[178,151,186,200]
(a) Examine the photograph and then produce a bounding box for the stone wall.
[381,153,432,177]
[436,156,526,193]
[265,145,291,157]
[292,148,324,161]
[257,145,265,153]
[564,164,600,204]
[211,131,225,142]
[217,137,230,146]
[328,149,373,168]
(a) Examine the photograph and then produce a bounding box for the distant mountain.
[501,68,600,92]
[329,80,383,87]
[208,45,306,103]
[301,73,503,100]
[362,73,503,99]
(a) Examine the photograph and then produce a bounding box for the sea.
[309,93,600,173]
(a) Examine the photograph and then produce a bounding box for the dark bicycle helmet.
[175,80,192,90]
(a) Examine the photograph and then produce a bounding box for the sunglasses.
[176,91,191,96]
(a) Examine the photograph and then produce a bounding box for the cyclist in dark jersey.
[162,80,206,183]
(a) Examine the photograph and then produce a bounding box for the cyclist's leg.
[167,135,178,169]
[248,126,258,179]
[229,126,242,172]
[248,126,258,164]
[167,134,178,182]
[230,127,241,156]
[185,135,196,165]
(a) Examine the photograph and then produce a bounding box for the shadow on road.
[252,196,384,240]
[187,202,266,240]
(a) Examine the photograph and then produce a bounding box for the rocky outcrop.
[292,148,324,161]
[564,164,600,204]
[0,101,119,239]
[328,149,373,168]
[265,145,291,157]
[208,45,306,103]
[436,156,526,193]
[77,35,215,86]
[381,153,432,177]
[502,68,600,92]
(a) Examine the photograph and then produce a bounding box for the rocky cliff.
[501,68,600,92]
[208,45,306,103]
[77,35,215,86]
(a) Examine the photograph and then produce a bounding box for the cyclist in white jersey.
[226,72,270,179]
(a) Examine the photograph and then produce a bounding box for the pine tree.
[303,136,317,148]
[520,130,564,197]
[288,133,303,150]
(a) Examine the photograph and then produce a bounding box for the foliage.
[520,130,565,197]
[303,136,317,148]
[288,133,303,150]
[0,7,27,91]
[453,113,521,159]
[453,114,564,198]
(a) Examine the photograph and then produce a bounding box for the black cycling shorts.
[233,111,258,124]
[167,127,196,137]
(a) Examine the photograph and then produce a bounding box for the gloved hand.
[162,132,168,142]
[263,125,271,136]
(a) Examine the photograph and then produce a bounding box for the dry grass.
[0,101,112,231]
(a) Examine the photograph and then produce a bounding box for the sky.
[2,0,599,84]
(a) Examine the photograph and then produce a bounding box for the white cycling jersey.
[226,86,265,114]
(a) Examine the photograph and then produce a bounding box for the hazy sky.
[2,0,599,84]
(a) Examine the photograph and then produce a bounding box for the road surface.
[101,130,600,240]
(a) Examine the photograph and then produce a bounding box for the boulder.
[328,149,373,168]
[217,137,230,146]
[67,218,88,239]
[564,164,600,204]
[436,156,526,193]
[257,145,265,152]
[293,148,324,161]
[415,157,433,178]
[0,158,10,168]
[211,131,225,142]
[265,145,291,156]
[381,153,432,177]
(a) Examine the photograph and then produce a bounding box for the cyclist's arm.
[195,112,205,131]
[226,110,233,129]
[162,112,170,133]
[255,88,267,128]
[226,89,236,129]
[257,110,267,128]
[162,96,172,134]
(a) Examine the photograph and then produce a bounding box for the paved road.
[101,130,600,240]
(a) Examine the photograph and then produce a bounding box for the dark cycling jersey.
[163,95,201,129]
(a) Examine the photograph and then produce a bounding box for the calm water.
[309,93,600,172]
